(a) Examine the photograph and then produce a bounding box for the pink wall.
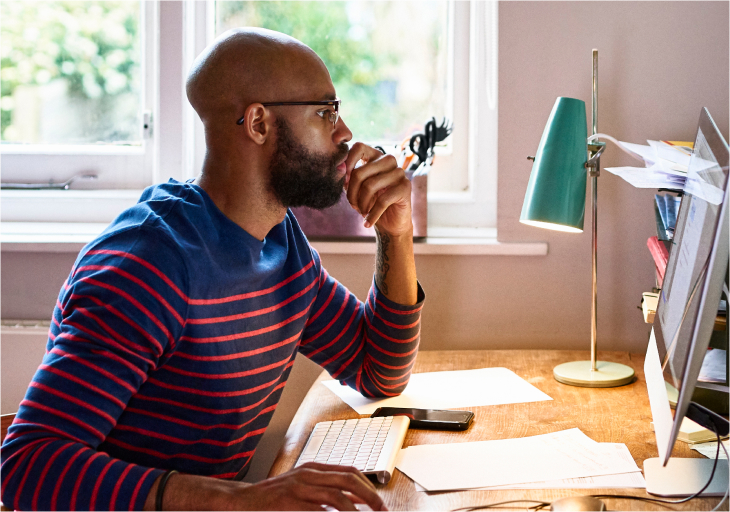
[318,1,729,353]
[2,2,728,362]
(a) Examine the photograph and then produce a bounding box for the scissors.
[408,117,453,171]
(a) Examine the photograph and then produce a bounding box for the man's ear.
[242,103,270,145]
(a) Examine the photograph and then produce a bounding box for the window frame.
[0,1,158,189]
[427,0,498,231]
[1,0,498,234]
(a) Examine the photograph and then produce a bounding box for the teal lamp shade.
[520,97,588,233]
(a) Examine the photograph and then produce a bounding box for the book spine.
[647,236,669,284]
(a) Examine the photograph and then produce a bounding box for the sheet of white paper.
[459,444,645,490]
[683,167,726,205]
[619,141,656,166]
[395,428,639,491]
[645,331,674,464]
[648,140,690,174]
[691,440,728,460]
[604,166,685,189]
[321,367,552,415]
[698,348,727,383]
[414,472,646,491]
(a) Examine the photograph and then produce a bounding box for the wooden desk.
[269,350,723,511]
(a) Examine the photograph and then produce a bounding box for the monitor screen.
[656,111,729,394]
[651,107,729,463]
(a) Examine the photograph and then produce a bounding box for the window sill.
[0,222,548,256]
[1,189,143,223]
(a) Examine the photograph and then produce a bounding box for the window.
[208,0,497,231]
[1,1,156,191]
[2,2,143,145]
[2,0,497,233]
[217,2,449,145]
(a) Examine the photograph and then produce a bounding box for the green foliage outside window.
[0,1,140,143]
[217,2,437,142]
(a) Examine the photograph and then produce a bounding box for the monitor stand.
[644,457,729,497]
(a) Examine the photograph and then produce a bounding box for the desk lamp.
[520,49,635,387]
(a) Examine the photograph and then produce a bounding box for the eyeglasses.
[237,99,341,127]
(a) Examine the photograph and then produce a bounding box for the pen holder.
[291,170,427,240]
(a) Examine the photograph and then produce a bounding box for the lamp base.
[553,360,635,388]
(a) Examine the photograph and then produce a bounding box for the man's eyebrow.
[320,93,337,101]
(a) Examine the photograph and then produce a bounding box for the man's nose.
[334,117,352,145]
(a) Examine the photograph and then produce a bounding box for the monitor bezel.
[653,107,729,465]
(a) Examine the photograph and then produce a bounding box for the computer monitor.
[644,107,729,497]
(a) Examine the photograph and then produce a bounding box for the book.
[654,194,682,240]
[653,199,669,241]
[661,140,694,157]
[647,236,669,287]
[664,195,681,238]
[652,417,726,444]
[678,417,721,444]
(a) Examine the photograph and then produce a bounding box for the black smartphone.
[371,407,474,430]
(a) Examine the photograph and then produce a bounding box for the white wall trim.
[1,190,142,223]
[0,222,548,256]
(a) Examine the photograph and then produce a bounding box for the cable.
[710,439,729,512]
[451,499,550,511]
[590,424,726,506]
[586,133,648,164]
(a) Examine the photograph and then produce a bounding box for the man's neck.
[195,156,286,242]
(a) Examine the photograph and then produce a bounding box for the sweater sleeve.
[0,227,189,511]
[298,248,424,397]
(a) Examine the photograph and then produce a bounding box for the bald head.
[186,28,330,129]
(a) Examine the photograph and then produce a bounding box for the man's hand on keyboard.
[238,462,387,511]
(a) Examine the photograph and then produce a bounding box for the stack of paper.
[396,428,645,491]
[321,367,552,414]
[605,139,691,189]
[691,440,728,460]
[678,417,721,444]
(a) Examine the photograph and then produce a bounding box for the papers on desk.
[691,440,728,460]
[320,367,552,415]
[414,471,646,491]
[396,428,643,492]
[605,139,692,190]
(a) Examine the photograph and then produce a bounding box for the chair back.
[1,413,16,443]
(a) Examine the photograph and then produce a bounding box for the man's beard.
[268,117,349,210]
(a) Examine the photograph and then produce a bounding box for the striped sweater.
[0,180,423,511]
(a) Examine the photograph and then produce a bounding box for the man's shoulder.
[86,181,206,256]
[77,184,194,275]
[283,209,320,262]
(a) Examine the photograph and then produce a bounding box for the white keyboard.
[295,416,410,484]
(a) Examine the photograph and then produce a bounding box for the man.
[1,28,423,511]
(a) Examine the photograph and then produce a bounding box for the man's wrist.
[374,224,413,240]
[144,471,251,511]
[374,226,417,305]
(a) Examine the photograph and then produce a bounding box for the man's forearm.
[374,227,418,305]
[144,464,386,511]
[144,471,247,511]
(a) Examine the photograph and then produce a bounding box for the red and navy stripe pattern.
[0,181,423,511]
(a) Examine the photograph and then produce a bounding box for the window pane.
[1,1,142,145]
[216,1,449,143]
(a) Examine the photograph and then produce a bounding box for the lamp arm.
[587,133,646,164]
[586,143,606,169]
